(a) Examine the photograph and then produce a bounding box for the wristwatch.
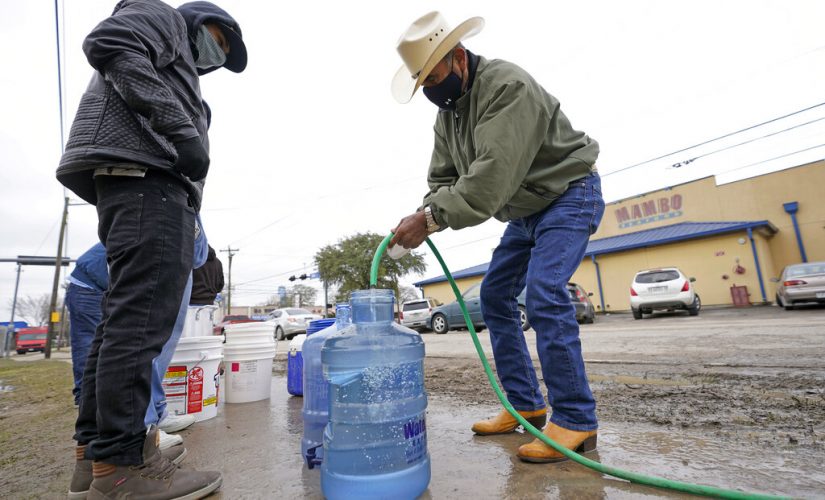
[423,205,442,233]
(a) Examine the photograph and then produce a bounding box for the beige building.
[416,160,825,312]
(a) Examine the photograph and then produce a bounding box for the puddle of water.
[0,380,14,392]
[182,376,821,499]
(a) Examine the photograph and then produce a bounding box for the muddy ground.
[2,306,824,498]
[426,356,825,450]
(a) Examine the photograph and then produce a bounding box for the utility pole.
[45,197,69,359]
[4,263,22,358]
[220,246,239,315]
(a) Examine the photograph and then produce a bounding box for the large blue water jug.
[287,334,306,396]
[321,289,430,500]
[301,307,350,468]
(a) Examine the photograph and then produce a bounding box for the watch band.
[424,205,441,233]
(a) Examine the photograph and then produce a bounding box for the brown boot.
[471,408,547,435]
[87,427,220,500]
[517,421,597,463]
[69,443,189,499]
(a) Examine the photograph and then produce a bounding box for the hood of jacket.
[177,1,244,75]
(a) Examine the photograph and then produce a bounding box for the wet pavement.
[6,306,821,498]
[180,372,820,499]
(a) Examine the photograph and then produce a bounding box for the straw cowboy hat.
[392,12,484,103]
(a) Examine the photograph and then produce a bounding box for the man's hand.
[391,211,429,250]
[173,137,210,181]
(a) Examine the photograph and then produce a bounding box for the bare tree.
[399,285,421,303]
[12,294,57,326]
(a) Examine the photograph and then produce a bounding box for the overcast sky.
[1,0,824,320]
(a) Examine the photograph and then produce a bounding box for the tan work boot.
[471,408,547,436]
[517,421,598,463]
[86,427,220,500]
[68,442,189,499]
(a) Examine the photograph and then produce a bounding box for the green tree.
[315,232,426,316]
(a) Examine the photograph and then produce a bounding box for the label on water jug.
[403,416,427,464]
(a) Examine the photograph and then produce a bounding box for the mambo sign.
[615,194,683,229]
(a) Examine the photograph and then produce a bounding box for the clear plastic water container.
[301,307,349,468]
[321,289,430,500]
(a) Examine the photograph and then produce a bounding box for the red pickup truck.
[15,326,48,355]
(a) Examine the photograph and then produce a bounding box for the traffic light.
[288,274,308,282]
[288,275,296,282]
[299,273,307,280]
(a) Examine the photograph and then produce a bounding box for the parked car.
[15,326,48,354]
[427,284,529,334]
[267,308,322,340]
[212,314,260,336]
[400,298,441,331]
[630,267,700,319]
[569,282,596,324]
[773,261,825,310]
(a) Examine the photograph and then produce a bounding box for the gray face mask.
[194,25,227,70]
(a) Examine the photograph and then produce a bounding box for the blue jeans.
[480,173,605,431]
[65,283,104,405]
[144,273,192,427]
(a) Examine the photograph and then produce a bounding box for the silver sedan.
[774,261,825,310]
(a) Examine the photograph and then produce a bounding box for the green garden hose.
[370,233,788,500]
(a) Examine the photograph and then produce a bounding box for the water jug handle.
[327,370,362,387]
[305,445,323,469]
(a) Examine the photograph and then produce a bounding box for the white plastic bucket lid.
[224,321,276,335]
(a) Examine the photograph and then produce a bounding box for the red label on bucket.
[231,362,239,372]
[187,367,204,414]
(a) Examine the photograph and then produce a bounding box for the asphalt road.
[181,305,824,499]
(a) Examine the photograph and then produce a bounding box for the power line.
[228,175,422,246]
[602,101,825,178]
[669,116,825,169]
[718,142,825,177]
[233,265,308,287]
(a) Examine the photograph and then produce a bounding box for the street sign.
[309,272,321,279]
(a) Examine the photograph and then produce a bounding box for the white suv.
[630,268,700,319]
[400,298,440,331]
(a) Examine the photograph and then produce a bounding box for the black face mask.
[423,66,463,111]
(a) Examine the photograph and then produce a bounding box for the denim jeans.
[144,215,207,427]
[480,173,605,431]
[75,171,195,465]
[144,273,192,427]
[65,283,103,405]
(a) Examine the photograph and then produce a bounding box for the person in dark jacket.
[57,1,247,499]
[390,13,605,464]
[189,245,224,306]
[65,243,108,407]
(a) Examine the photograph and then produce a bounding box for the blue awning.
[584,220,777,257]
[414,262,489,287]
[414,221,777,287]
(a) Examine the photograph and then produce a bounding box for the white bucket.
[163,336,224,422]
[181,305,218,338]
[223,324,277,403]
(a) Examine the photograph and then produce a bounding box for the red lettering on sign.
[659,197,670,212]
[632,205,643,219]
[641,200,657,217]
[615,207,630,224]
[671,194,682,210]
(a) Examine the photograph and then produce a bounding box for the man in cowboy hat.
[390,11,605,464]
[57,1,246,498]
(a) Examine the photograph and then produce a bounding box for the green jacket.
[423,56,599,230]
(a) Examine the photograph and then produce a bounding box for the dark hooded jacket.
[190,245,224,305]
[55,0,242,211]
